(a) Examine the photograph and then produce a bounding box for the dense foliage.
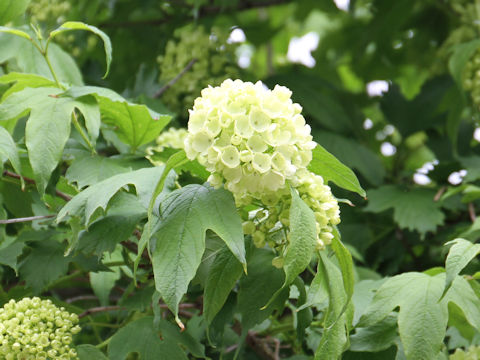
[0,1,480,359]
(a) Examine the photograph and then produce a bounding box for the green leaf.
[0,0,30,25]
[365,185,444,235]
[0,26,31,40]
[66,155,131,189]
[19,240,72,293]
[268,187,317,305]
[314,132,385,186]
[331,227,355,311]
[0,86,75,193]
[57,166,176,225]
[0,72,56,99]
[0,34,83,85]
[25,95,73,193]
[100,98,171,150]
[50,21,112,78]
[275,187,317,292]
[151,184,246,324]
[443,238,480,297]
[0,237,25,273]
[449,40,480,85]
[108,317,187,360]
[76,193,146,255]
[147,150,187,222]
[204,244,244,324]
[315,252,349,360]
[73,96,101,146]
[238,248,288,331]
[349,315,398,353]
[90,250,121,306]
[358,272,448,360]
[309,144,365,197]
[77,344,108,360]
[0,126,21,176]
[62,87,171,150]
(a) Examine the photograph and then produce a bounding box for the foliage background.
[1,0,480,359]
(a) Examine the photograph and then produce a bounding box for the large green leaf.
[0,126,21,176]
[108,317,187,360]
[358,272,480,360]
[25,95,73,193]
[331,227,355,311]
[0,87,75,193]
[0,34,83,85]
[77,344,108,360]
[309,144,365,197]
[50,21,112,78]
[62,86,171,150]
[443,238,480,297]
[18,239,72,293]
[0,72,56,100]
[238,248,288,331]
[0,236,25,272]
[203,244,244,324]
[0,0,30,25]
[57,166,176,225]
[66,155,132,189]
[76,193,146,256]
[150,184,246,324]
[315,252,349,360]
[283,187,318,284]
[349,315,398,353]
[365,185,444,235]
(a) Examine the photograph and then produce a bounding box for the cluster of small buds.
[186,79,341,261]
[185,79,316,205]
[27,0,71,25]
[158,26,239,115]
[150,127,188,153]
[0,297,81,360]
[463,49,480,109]
[146,127,188,166]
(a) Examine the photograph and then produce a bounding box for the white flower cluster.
[0,297,81,360]
[186,79,341,251]
[185,79,316,205]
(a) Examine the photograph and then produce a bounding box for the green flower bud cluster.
[158,26,240,116]
[146,127,188,166]
[186,79,340,255]
[463,49,480,109]
[0,297,81,360]
[27,0,71,26]
[150,127,188,153]
[450,346,480,360]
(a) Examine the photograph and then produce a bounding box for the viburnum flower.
[0,297,81,360]
[184,79,316,205]
[151,127,188,152]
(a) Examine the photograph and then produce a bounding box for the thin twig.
[2,170,72,201]
[433,186,446,202]
[469,203,476,222]
[153,58,197,98]
[79,306,125,318]
[0,215,55,224]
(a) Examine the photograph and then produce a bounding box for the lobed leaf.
[151,184,246,324]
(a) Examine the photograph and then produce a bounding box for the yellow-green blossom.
[0,297,80,360]
[185,79,316,204]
